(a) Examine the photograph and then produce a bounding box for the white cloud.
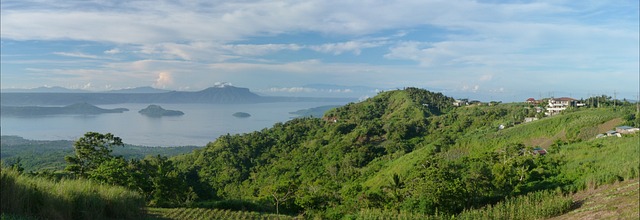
[263,87,355,93]
[154,72,173,88]
[52,52,99,59]
[310,41,386,55]
[1,0,637,100]
[104,48,121,55]
[219,44,303,56]
[266,87,318,93]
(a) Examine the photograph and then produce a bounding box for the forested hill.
[7,87,636,219]
[166,88,637,218]
[170,87,637,218]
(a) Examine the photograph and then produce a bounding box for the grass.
[549,178,639,220]
[454,189,572,220]
[145,207,297,220]
[555,134,639,191]
[348,189,572,220]
[363,107,628,190]
[0,168,145,220]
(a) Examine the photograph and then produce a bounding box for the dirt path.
[549,178,639,220]
[597,118,623,134]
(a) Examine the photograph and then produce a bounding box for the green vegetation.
[1,135,200,172]
[2,88,638,219]
[65,132,124,176]
[0,168,144,220]
[138,105,184,117]
[146,207,296,220]
[290,105,341,118]
[552,178,639,220]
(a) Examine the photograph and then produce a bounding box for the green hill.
[170,88,638,218]
[139,105,184,117]
[4,87,638,219]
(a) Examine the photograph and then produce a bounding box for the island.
[138,105,184,117]
[0,103,128,116]
[232,112,251,118]
[289,105,341,118]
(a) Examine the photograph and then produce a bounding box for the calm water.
[0,102,346,147]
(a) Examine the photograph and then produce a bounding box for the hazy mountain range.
[0,85,355,106]
[1,86,169,94]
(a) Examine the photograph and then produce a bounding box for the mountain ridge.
[0,102,128,116]
[0,85,353,106]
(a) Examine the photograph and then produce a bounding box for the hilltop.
[171,88,638,218]
[2,87,638,219]
[138,105,184,117]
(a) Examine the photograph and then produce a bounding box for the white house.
[546,97,582,116]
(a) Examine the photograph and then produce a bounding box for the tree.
[89,157,133,186]
[384,173,405,205]
[268,180,297,215]
[65,132,123,177]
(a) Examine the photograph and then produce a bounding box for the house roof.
[606,130,618,134]
[616,126,636,130]
[527,98,536,101]
[553,97,576,101]
[533,147,547,155]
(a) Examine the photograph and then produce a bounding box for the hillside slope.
[550,178,639,220]
[171,87,638,218]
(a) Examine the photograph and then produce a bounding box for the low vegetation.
[2,88,638,219]
[0,168,144,220]
[1,135,200,171]
[551,178,639,220]
[146,207,296,220]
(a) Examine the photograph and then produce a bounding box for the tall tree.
[65,132,123,177]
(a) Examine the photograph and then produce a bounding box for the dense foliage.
[0,136,200,171]
[169,88,637,218]
[2,88,638,219]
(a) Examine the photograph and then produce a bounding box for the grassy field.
[1,168,145,220]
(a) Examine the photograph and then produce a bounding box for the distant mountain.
[302,84,380,92]
[1,86,89,93]
[0,86,261,105]
[138,105,184,117]
[0,102,128,116]
[107,86,171,94]
[0,85,355,106]
[289,105,341,118]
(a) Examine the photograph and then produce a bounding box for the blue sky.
[1,0,638,101]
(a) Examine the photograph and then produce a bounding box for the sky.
[1,0,638,101]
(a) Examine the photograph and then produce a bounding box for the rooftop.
[552,97,576,101]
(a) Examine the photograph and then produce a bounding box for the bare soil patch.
[549,178,639,220]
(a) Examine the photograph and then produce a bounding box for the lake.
[0,102,348,147]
